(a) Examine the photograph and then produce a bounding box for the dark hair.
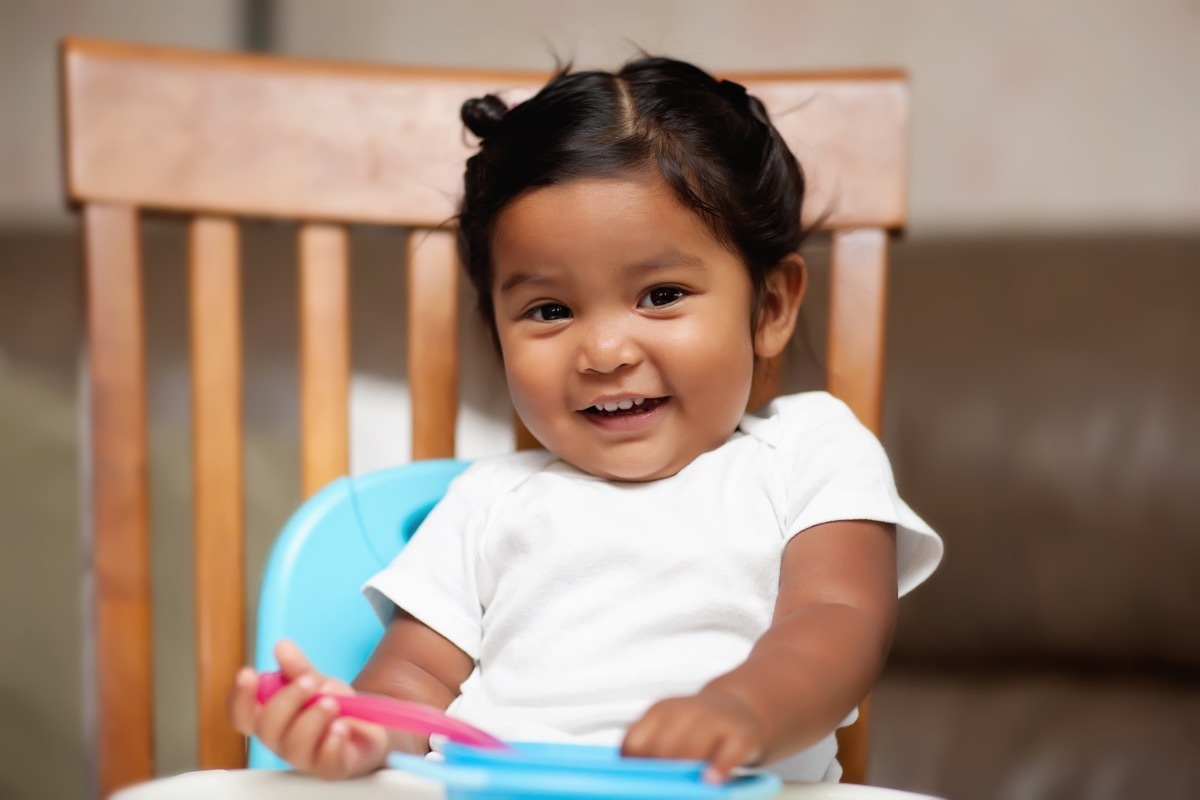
[457,56,807,339]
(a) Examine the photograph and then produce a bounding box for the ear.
[753,254,806,359]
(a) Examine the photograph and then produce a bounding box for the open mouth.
[582,397,668,417]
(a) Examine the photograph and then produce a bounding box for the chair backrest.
[61,37,907,795]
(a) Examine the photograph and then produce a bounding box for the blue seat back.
[249,459,469,769]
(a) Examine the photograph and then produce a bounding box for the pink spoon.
[256,670,510,750]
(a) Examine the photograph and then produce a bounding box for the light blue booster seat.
[249,458,468,769]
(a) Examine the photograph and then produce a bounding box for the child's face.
[489,174,759,482]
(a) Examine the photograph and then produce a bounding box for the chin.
[583,458,683,484]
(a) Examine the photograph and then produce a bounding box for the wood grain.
[188,217,246,769]
[62,37,905,231]
[84,203,154,796]
[827,228,890,435]
[838,695,872,786]
[407,229,458,459]
[514,415,541,452]
[298,223,350,496]
[826,228,890,784]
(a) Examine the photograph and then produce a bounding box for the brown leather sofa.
[860,236,1200,799]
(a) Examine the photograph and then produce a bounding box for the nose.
[575,317,642,374]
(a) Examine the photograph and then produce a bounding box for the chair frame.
[61,36,907,796]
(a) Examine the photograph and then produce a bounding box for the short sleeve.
[361,462,492,659]
[361,451,556,659]
[743,393,943,596]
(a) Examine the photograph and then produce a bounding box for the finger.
[227,666,261,735]
[312,718,352,780]
[704,732,760,785]
[621,710,665,757]
[275,639,317,681]
[621,721,648,756]
[660,726,719,761]
[318,674,354,696]
[314,718,387,780]
[280,695,341,772]
[256,672,320,752]
[623,703,697,759]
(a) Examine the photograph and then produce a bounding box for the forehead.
[489,175,729,278]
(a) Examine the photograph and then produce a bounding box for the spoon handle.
[256,670,509,750]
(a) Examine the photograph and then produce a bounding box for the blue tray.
[387,741,781,800]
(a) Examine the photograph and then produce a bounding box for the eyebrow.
[498,250,706,294]
[498,271,554,294]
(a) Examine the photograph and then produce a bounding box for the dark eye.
[527,302,572,321]
[639,286,686,308]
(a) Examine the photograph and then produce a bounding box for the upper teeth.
[595,398,647,412]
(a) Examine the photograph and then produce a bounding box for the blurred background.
[1,1,1198,798]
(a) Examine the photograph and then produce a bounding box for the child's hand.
[621,689,765,784]
[227,640,390,780]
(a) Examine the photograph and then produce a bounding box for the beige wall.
[273,0,1200,233]
[2,0,1199,233]
[0,0,243,223]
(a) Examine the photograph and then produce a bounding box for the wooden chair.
[61,37,908,797]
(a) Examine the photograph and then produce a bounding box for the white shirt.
[364,391,943,781]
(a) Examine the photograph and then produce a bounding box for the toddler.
[229,55,942,785]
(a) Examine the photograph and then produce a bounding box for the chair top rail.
[61,37,907,231]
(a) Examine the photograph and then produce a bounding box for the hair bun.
[461,94,508,139]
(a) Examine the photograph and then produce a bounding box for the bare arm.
[623,519,897,780]
[353,609,476,755]
[709,519,897,758]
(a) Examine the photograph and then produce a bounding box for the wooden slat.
[84,203,153,796]
[826,228,890,435]
[407,229,458,460]
[826,226,890,785]
[747,357,783,413]
[188,217,245,769]
[298,224,350,496]
[62,37,906,230]
[514,415,540,451]
[837,696,872,785]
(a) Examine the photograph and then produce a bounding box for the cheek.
[499,339,556,410]
[665,312,755,372]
